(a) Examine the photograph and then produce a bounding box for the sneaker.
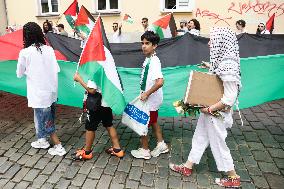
[169,163,192,176]
[151,141,169,157]
[215,176,241,188]
[31,138,50,149]
[72,148,93,161]
[48,144,66,156]
[131,148,151,159]
[105,147,125,158]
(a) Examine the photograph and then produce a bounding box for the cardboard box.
[184,71,224,107]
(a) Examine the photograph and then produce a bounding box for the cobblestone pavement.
[0,91,283,189]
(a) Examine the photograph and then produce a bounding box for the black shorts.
[85,107,113,131]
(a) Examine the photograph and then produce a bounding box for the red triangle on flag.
[153,14,172,29]
[75,6,90,26]
[266,13,275,33]
[79,17,106,65]
[63,0,78,16]
[123,14,130,20]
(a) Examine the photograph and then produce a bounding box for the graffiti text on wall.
[195,8,232,26]
[228,0,284,17]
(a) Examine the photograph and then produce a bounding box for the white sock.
[55,143,62,148]
[38,138,47,142]
[158,140,165,145]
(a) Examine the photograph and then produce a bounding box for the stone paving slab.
[0,91,284,188]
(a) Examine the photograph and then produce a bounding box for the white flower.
[175,106,184,114]
[173,101,180,107]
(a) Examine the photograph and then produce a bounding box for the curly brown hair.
[23,22,46,52]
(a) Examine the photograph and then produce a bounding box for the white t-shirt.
[140,55,163,111]
[261,30,270,34]
[188,29,200,36]
[16,45,60,108]
[87,80,109,107]
[112,31,121,43]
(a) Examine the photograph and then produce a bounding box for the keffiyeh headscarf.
[209,27,241,85]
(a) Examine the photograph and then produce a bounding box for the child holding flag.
[73,73,124,160]
[131,31,169,159]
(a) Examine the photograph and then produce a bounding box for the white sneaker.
[48,144,66,156]
[131,148,151,159]
[151,141,169,157]
[31,138,50,149]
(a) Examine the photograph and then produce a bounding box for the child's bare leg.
[85,130,95,151]
[50,133,60,145]
[152,123,163,142]
[106,126,120,149]
[228,170,238,177]
[184,160,194,169]
[141,135,149,150]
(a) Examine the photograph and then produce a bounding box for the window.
[39,0,58,15]
[161,0,194,12]
[96,0,120,13]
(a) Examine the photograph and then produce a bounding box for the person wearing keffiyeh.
[170,27,241,188]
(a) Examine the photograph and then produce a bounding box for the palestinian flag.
[75,5,96,37]
[151,13,177,39]
[78,16,126,114]
[123,14,134,24]
[266,13,275,34]
[1,30,284,116]
[63,0,79,29]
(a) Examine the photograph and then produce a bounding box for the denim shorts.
[34,102,56,139]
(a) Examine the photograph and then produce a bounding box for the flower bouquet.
[173,100,224,119]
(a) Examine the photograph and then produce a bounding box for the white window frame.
[38,0,59,16]
[95,0,121,13]
[160,0,194,12]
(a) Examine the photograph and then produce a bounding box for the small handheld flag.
[123,14,134,24]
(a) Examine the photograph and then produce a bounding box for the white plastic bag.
[122,96,150,136]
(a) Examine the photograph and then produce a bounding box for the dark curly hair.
[43,20,53,34]
[141,31,160,45]
[23,22,46,52]
[236,19,246,27]
[189,19,201,31]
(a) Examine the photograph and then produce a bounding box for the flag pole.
[74,13,101,87]
[171,5,176,13]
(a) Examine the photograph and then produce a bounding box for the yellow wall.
[5,0,284,36]
[0,0,8,35]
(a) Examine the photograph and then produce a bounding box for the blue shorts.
[34,102,56,139]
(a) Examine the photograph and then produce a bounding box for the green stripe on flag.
[65,15,75,29]
[152,25,164,39]
[76,25,91,36]
[1,54,284,116]
[79,62,126,114]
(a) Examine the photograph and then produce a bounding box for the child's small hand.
[140,92,149,101]
[73,72,82,82]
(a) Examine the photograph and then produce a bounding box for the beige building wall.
[0,0,8,35]
[5,0,284,39]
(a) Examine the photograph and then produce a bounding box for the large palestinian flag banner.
[0,31,284,116]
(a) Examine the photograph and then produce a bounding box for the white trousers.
[187,113,234,172]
